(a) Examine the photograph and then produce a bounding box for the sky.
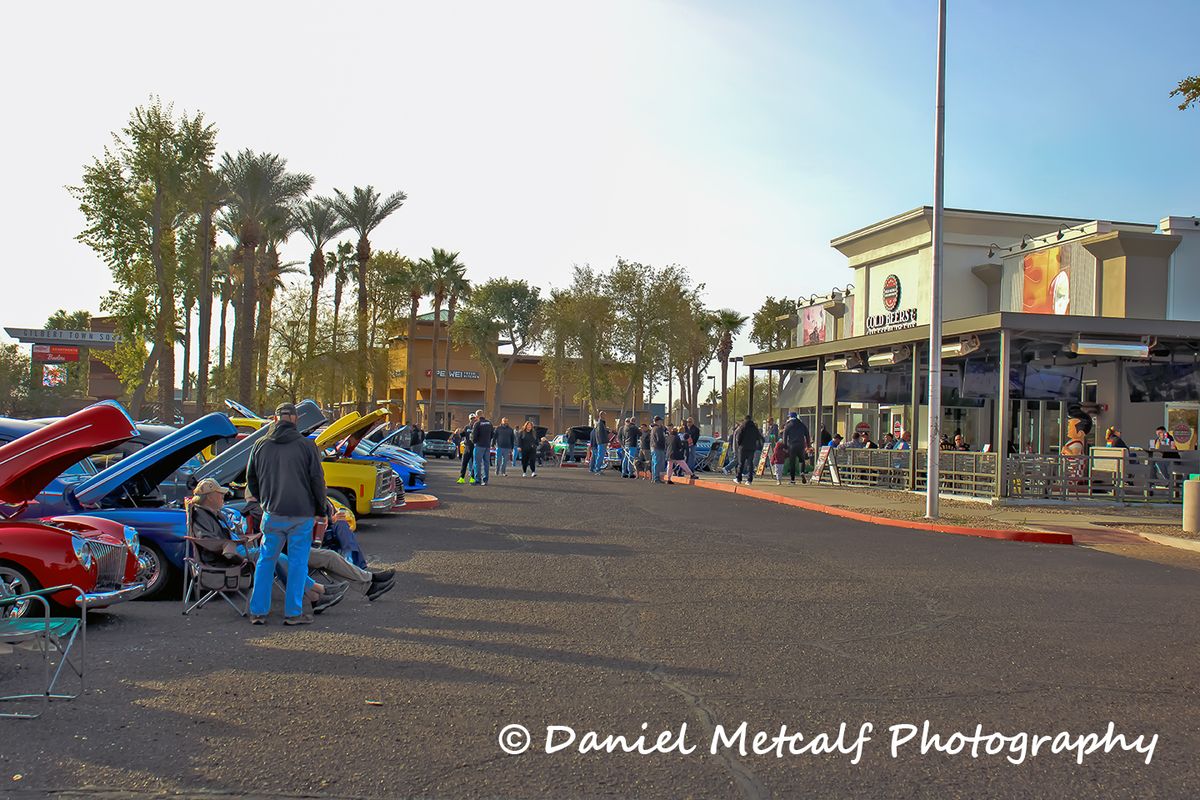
[1,0,1197,362]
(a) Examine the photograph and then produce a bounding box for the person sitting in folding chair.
[186,479,348,616]
[0,582,85,719]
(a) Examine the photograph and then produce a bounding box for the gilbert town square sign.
[4,327,120,349]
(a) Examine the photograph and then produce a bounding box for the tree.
[750,296,798,422]
[219,149,312,404]
[0,345,31,416]
[330,185,407,413]
[213,245,236,392]
[714,308,748,438]
[421,249,464,427]
[292,198,348,383]
[440,264,471,427]
[1171,75,1200,110]
[541,267,616,420]
[452,278,543,419]
[189,168,227,413]
[370,251,423,421]
[325,241,357,406]
[609,259,683,420]
[44,309,93,399]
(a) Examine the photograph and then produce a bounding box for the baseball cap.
[193,477,231,497]
[653,415,662,421]
[275,402,298,416]
[788,411,798,419]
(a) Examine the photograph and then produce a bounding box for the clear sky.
[1,0,1196,359]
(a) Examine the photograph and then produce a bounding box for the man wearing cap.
[471,410,494,486]
[650,415,668,484]
[782,411,811,486]
[246,402,329,624]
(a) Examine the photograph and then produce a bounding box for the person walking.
[457,414,476,484]
[650,415,668,483]
[590,413,609,474]
[770,438,788,484]
[620,417,639,478]
[494,417,515,476]
[517,421,539,476]
[665,425,694,484]
[472,411,494,486]
[246,402,329,625]
[734,415,764,485]
[782,411,811,486]
[685,417,701,472]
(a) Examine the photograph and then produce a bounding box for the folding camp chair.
[182,535,255,616]
[0,582,86,719]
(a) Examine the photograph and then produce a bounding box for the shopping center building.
[386,311,643,432]
[746,206,1200,502]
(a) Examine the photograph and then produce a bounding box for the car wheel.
[137,542,173,600]
[0,562,40,619]
[327,489,353,512]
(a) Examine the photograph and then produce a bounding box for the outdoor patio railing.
[1005,451,1197,504]
[915,450,999,498]
[835,447,912,490]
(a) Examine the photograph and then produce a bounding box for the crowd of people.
[186,402,396,625]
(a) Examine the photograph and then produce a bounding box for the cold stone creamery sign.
[865,274,917,334]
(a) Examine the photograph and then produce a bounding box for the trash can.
[1185,479,1200,534]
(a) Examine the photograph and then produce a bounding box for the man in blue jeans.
[650,415,668,483]
[590,413,609,474]
[493,417,514,477]
[246,402,329,624]
[471,410,494,486]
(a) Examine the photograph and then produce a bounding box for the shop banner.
[32,344,80,363]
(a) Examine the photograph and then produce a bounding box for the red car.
[0,401,146,617]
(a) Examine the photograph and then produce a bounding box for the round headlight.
[71,534,95,569]
[123,525,140,556]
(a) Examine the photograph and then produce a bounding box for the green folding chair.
[0,582,86,719]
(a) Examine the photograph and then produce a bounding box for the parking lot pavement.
[3,461,1199,798]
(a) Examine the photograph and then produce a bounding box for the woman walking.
[517,421,539,477]
[665,425,694,484]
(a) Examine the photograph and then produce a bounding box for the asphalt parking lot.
[3,461,1199,798]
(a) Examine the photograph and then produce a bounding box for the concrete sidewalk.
[685,468,1199,552]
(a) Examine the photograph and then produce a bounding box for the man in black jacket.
[734,415,764,484]
[493,417,515,477]
[458,414,476,484]
[246,402,329,624]
[685,417,701,471]
[621,417,639,478]
[650,416,668,483]
[783,412,812,486]
[471,411,494,486]
[590,413,610,475]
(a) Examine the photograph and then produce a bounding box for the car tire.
[327,489,353,513]
[0,562,41,619]
[137,542,175,600]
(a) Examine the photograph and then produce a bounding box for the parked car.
[0,402,146,616]
[551,426,593,462]
[421,429,457,458]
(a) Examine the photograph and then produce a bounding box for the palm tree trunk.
[218,292,228,382]
[719,357,729,436]
[307,250,324,371]
[151,186,175,422]
[182,301,192,406]
[196,204,214,415]
[130,340,162,418]
[256,289,273,403]
[442,296,458,427]
[430,298,442,429]
[404,302,417,425]
[236,242,256,403]
[356,238,371,415]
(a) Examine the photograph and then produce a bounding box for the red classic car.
[0,401,146,616]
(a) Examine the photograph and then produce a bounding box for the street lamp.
[730,356,743,424]
[709,375,717,435]
[926,0,947,519]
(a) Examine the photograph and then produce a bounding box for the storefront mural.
[801,305,826,344]
[1022,246,1071,315]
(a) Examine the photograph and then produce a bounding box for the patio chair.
[182,504,254,617]
[0,582,86,719]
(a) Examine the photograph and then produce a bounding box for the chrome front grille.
[89,540,127,590]
[374,464,395,499]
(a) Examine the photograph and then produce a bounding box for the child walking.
[770,438,788,485]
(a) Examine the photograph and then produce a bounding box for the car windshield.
[426,432,451,441]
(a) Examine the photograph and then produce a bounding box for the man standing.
[782,411,811,486]
[457,414,477,484]
[494,417,515,477]
[685,417,701,472]
[622,417,640,478]
[472,410,494,486]
[650,415,668,484]
[590,413,609,474]
[735,415,763,485]
[247,402,329,625]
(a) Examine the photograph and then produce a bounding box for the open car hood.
[73,412,239,506]
[314,409,388,450]
[224,399,264,419]
[191,400,326,487]
[0,401,139,504]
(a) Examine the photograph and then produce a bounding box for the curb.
[680,479,1074,546]
[394,493,439,511]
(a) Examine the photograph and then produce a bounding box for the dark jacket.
[667,432,687,460]
[784,418,811,450]
[592,419,609,446]
[624,422,640,448]
[687,424,701,447]
[247,421,327,517]
[188,504,241,568]
[650,424,668,451]
[494,423,515,448]
[472,418,494,448]
[517,428,538,450]
[736,421,764,452]
[640,429,651,452]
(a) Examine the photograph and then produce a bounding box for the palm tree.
[396,256,430,426]
[441,264,471,427]
[714,308,748,436]
[421,249,464,428]
[212,245,236,390]
[255,210,301,403]
[189,168,228,414]
[330,185,407,413]
[293,199,349,372]
[326,241,356,406]
[219,149,313,403]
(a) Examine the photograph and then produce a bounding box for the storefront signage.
[425,368,481,380]
[32,344,79,363]
[882,274,902,312]
[5,328,119,348]
[865,308,917,334]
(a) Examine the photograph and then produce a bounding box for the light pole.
[926,0,947,519]
[731,356,743,426]
[709,376,717,435]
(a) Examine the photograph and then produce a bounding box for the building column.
[995,329,1011,498]
[909,342,921,490]
[814,356,825,438]
[748,368,756,419]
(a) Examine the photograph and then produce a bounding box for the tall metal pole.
[926,0,947,519]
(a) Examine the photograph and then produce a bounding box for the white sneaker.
[532,472,537,477]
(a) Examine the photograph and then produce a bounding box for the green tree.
[293,198,349,377]
[44,309,93,400]
[750,296,797,421]
[714,308,748,437]
[421,249,464,427]
[219,149,312,404]
[609,259,682,420]
[1171,75,1200,110]
[440,264,471,427]
[330,185,407,413]
[452,278,543,419]
[542,267,616,420]
[0,345,32,416]
[188,167,228,413]
[369,250,422,418]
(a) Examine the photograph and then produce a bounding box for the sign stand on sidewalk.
[811,445,841,486]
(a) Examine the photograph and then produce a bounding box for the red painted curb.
[681,479,1073,546]
[394,493,439,511]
